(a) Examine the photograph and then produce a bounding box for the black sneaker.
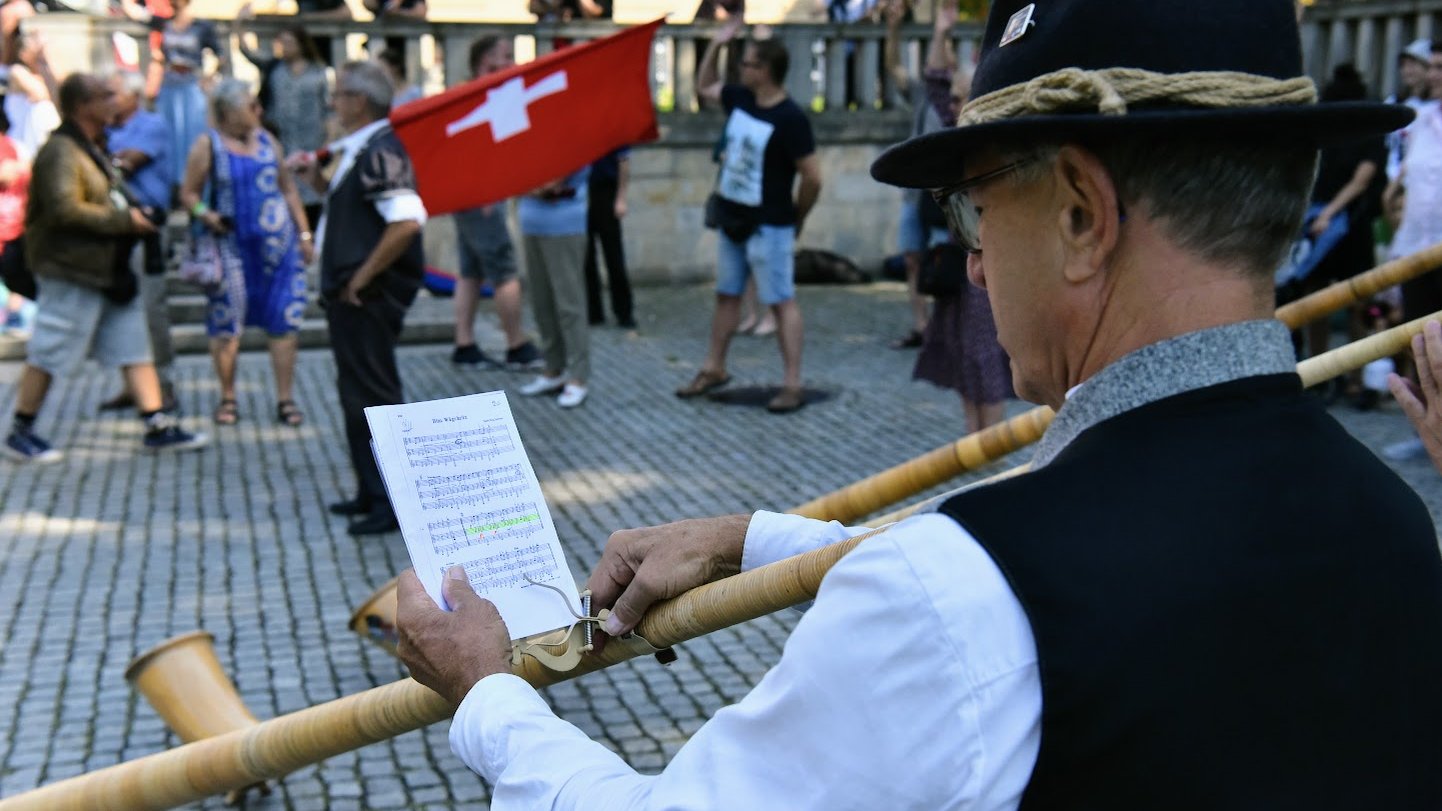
[505,341,545,371]
[452,344,498,368]
[142,414,209,453]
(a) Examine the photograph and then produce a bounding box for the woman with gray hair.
[178,79,313,427]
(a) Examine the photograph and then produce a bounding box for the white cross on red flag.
[389,20,662,216]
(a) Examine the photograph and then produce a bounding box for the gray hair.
[1007,138,1318,277]
[339,60,393,118]
[209,78,255,123]
[113,70,147,98]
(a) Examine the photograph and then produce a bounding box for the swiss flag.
[390,20,662,216]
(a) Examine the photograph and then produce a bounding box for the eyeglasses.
[930,159,1034,254]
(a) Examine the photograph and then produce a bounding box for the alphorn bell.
[123,632,272,805]
[5,311,1438,811]
[791,241,1442,524]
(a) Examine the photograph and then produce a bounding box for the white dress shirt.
[449,510,1042,810]
[314,119,428,266]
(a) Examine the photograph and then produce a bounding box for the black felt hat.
[872,0,1415,189]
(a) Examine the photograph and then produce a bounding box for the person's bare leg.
[904,251,928,334]
[703,294,742,374]
[268,334,299,404]
[753,309,777,336]
[492,277,527,349]
[210,337,240,402]
[977,401,1005,432]
[454,277,482,347]
[963,398,980,435]
[737,279,759,334]
[773,299,804,390]
[121,363,164,413]
[14,364,52,415]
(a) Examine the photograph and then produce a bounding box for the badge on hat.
[1000,3,1037,47]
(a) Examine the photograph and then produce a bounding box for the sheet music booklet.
[365,391,580,641]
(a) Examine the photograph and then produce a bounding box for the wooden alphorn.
[791,242,1442,524]
[3,312,1438,811]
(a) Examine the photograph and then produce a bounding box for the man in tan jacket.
[3,72,206,463]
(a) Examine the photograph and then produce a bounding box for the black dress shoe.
[348,510,399,536]
[329,496,373,517]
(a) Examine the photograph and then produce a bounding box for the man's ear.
[1051,145,1123,283]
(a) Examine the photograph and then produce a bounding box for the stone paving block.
[3,283,1442,807]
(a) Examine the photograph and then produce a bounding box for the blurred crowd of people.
[7,0,1442,521]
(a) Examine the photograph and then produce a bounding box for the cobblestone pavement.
[1,283,1440,809]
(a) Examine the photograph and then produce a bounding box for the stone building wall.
[424,114,912,286]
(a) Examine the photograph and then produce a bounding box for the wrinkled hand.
[1389,320,1442,475]
[130,207,158,235]
[585,515,749,641]
[1308,212,1333,238]
[395,567,515,706]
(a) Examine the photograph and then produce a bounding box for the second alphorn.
[791,242,1442,524]
[5,312,1438,811]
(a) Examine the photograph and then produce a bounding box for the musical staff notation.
[455,543,560,594]
[403,423,517,468]
[414,463,526,510]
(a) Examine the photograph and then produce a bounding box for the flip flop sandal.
[213,399,240,425]
[276,400,304,427]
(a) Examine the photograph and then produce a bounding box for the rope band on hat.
[957,67,1319,127]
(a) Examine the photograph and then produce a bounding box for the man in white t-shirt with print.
[677,18,822,413]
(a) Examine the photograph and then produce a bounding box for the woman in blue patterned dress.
[178,80,314,426]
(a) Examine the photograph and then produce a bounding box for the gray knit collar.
[1029,319,1297,469]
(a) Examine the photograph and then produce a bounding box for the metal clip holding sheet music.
[513,578,676,672]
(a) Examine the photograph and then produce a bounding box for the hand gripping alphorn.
[791,242,1442,524]
[3,311,1439,811]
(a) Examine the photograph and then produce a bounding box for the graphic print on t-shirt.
[716,109,775,207]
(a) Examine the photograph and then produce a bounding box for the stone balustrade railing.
[1303,0,1442,98]
[40,14,984,139]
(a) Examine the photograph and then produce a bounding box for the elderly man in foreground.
[397,1,1442,808]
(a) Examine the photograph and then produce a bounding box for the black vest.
[320,129,424,300]
[939,374,1442,810]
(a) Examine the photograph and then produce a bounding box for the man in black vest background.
[295,60,425,537]
[394,2,1442,807]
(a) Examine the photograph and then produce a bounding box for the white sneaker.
[1382,437,1428,462]
[557,384,588,408]
[518,375,565,397]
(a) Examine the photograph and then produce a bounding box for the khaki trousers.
[523,233,590,383]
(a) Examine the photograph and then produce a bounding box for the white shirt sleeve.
[740,510,876,572]
[448,514,1041,811]
[373,192,428,226]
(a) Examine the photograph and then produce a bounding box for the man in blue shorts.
[677,17,822,413]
